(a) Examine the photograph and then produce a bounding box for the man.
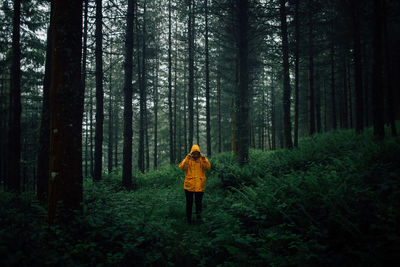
[179,145,211,224]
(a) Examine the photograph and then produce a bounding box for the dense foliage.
[1,127,400,266]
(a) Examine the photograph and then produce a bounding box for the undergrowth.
[1,128,400,266]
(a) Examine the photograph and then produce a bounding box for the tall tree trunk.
[351,0,364,134]
[316,72,322,132]
[122,0,134,189]
[279,0,293,148]
[347,59,353,128]
[330,20,337,130]
[236,0,250,165]
[294,0,299,147]
[261,87,265,150]
[48,0,83,224]
[196,79,200,145]
[144,9,149,172]
[94,0,104,181]
[383,0,396,136]
[308,0,315,136]
[323,79,327,132]
[85,104,89,177]
[362,43,369,126]
[174,18,178,161]
[145,103,149,171]
[271,74,276,150]
[175,37,182,161]
[89,86,94,177]
[184,55,188,152]
[205,0,211,157]
[6,0,21,193]
[37,24,51,203]
[168,0,174,164]
[82,0,89,178]
[0,75,6,190]
[188,0,194,149]
[138,1,147,173]
[342,56,349,129]
[153,47,159,169]
[107,41,113,174]
[114,104,118,169]
[372,0,384,139]
[217,63,222,153]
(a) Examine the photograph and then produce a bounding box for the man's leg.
[185,190,194,224]
[194,192,204,221]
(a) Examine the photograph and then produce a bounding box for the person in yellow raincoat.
[179,145,211,224]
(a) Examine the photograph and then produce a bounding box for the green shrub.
[2,127,400,266]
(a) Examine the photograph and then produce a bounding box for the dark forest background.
[1,0,400,265]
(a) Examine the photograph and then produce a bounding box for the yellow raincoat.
[179,145,211,192]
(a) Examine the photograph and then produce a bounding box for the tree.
[330,18,337,130]
[107,39,113,174]
[168,0,174,163]
[138,0,147,173]
[6,0,21,193]
[47,0,83,224]
[82,0,89,177]
[294,0,300,147]
[94,0,104,181]
[123,0,134,189]
[36,24,51,203]
[308,0,315,136]
[351,0,364,134]
[372,0,384,139]
[279,0,293,149]
[153,43,159,169]
[188,0,194,150]
[205,0,211,157]
[236,0,250,165]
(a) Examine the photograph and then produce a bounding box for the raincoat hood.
[190,145,201,154]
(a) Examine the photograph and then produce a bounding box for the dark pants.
[185,189,204,223]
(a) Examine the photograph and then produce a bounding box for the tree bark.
[184,55,188,152]
[347,59,353,128]
[114,103,118,169]
[168,0,174,164]
[47,0,83,224]
[37,23,51,203]
[372,0,384,139]
[330,20,337,130]
[294,0,299,147]
[107,41,113,174]
[138,1,147,173]
[122,0,134,189]
[351,0,364,134]
[236,0,250,165]
[342,56,349,129]
[271,74,276,150]
[217,62,222,153]
[153,46,159,169]
[279,0,293,148]
[94,0,104,181]
[6,0,21,193]
[383,0,396,136]
[308,0,315,136]
[188,0,194,150]
[316,72,322,133]
[174,19,178,161]
[205,0,211,157]
[82,0,89,178]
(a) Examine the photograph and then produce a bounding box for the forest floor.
[1,126,400,266]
